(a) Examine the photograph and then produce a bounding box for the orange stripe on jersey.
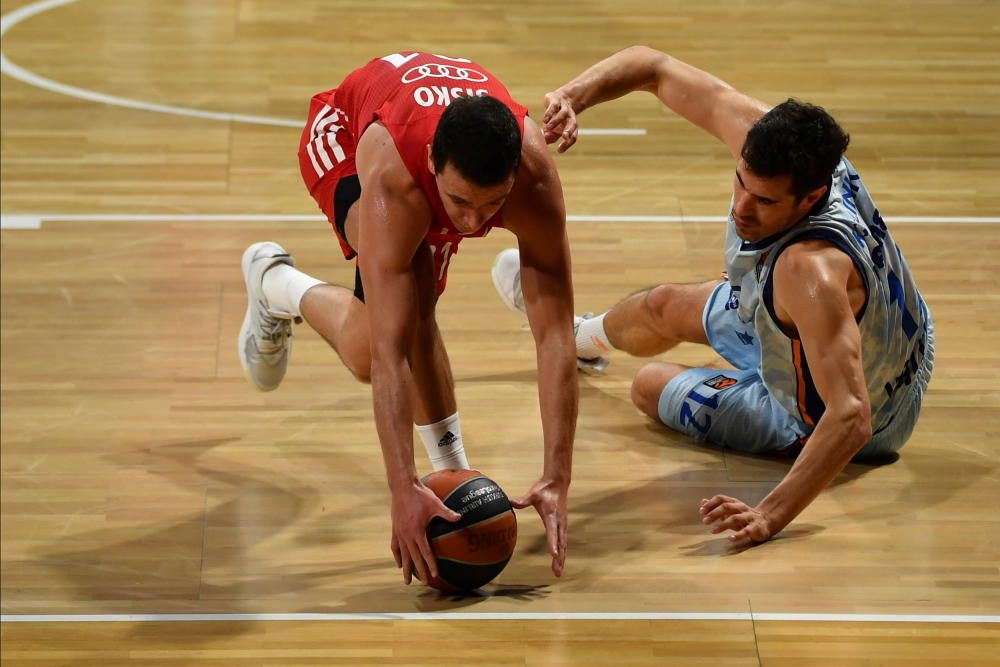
[791,339,816,427]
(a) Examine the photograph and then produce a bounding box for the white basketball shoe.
[490,248,609,373]
[491,247,526,316]
[239,242,299,391]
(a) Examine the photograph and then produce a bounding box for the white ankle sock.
[415,413,470,471]
[262,263,324,318]
[576,312,614,359]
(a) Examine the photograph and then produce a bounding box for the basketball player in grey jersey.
[492,46,933,543]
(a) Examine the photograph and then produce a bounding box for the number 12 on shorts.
[679,388,720,435]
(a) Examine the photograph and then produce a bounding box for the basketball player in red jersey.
[238,52,577,585]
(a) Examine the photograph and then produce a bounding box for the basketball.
[420,469,518,592]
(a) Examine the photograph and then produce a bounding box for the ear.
[426,144,435,176]
[801,184,828,211]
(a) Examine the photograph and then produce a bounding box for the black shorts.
[332,174,365,303]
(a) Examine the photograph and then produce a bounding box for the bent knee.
[631,362,686,419]
[641,284,679,328]
[642,281,716,345]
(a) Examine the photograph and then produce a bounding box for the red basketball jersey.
[298,52,529,294]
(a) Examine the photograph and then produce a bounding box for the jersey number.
[428,242,453,282]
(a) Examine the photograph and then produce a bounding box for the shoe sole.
[491,248,524,316]
[239,242,284,391]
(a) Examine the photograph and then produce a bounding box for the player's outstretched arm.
[504,119,578,576]
[701,241,873,542]
[543,45,770,157]
[355,126,461,584]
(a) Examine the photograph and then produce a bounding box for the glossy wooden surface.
[2,0,998,663]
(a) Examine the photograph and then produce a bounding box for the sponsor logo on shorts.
[703,375,738,391]
[735,330,755,346]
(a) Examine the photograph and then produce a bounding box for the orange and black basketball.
[421,469,517,592]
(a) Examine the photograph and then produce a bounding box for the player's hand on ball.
[699,494,774,543]
[512,478,569,577]
[390,482,461,585]
[541,91,579,153]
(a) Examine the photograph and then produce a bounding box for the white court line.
[0,0,644,136]
[0,215,43,229]
[570,215,1000,224]
[1,612,998,623]
[0,3,995,630]
[2,214,999,230]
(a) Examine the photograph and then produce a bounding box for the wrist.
[387,471,421,495]
[541,470,571,489]
[755,502,785,536]
[559,83,586,114]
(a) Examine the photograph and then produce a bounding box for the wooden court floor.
[2,0,999,664]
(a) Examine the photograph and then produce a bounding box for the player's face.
[731,161,825,242]
[433,162,515,235]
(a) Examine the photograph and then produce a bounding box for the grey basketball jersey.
[723,158,930,433]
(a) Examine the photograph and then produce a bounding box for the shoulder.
[356,123,427,210]
[773,232,872,328]
[770,238,860,332]
[514,117,555,182]
[505,117,564,232]
[773,238,855,290]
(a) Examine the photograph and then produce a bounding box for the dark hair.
[741,99,850,200]
[432,95,522,187]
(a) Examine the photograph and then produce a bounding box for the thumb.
[510,494,532,510]
[439,507,462,522]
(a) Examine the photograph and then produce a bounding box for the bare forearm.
[552,47,763,157]
[535,333,578,484]
[408,319,457,424]
[370,356,420,491]
[557,46,666,114]
[758,411,871,533]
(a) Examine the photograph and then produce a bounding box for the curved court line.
[2,612,998,623]
[0,5,995,628]
[0,0,645,135]
[0,0,300,127]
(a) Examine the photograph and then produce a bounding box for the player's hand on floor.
[541,91,579,153]
[390,482,461,585]
[512,478,569,576]
[699,494,774,543]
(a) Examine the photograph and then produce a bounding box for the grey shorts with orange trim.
[655,282,933,460]
[656,282,809,455]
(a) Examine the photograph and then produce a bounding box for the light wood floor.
[2,0,999,664]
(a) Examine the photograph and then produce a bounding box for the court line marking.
[0,0,644,136]
[2,214,999,230]
[0,3,994,629]
[2,612,998,623]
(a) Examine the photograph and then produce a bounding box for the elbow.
[533,326,578,373]
[536,327,576,363]
[834,398,873,454]
[625,46,672,89]
[626,45,669,62]
[850,414,873,455]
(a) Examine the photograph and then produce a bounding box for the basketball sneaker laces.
[254,300,296,351]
